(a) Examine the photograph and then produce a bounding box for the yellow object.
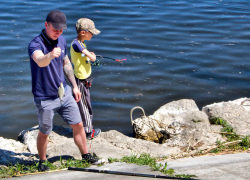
[58,82,65,101]
[70,40,91,79]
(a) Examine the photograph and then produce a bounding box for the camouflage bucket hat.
[76,18,100,35]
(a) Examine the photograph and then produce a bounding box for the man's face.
[45,22,63,40]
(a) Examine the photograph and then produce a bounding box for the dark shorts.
[34,85,81,134]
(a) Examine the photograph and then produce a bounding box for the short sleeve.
[28,39,43,58]
[72,40,85,53]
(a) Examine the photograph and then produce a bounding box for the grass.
[110,153,196,179]
[0,154,197,179]
[6,117,249,179]
[191,119,202,123]
[209,117,250,153]
[0,157,90,179]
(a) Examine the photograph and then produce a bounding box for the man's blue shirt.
[28,29,67,100]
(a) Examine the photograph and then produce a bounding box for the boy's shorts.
[34,85,81,134]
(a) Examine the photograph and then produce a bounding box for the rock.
[89,130,180,160]
[19,125,81,159]
[202,98,250,135]
[0,137,37,165]
[132,99,223,152]
[3,98,250,166]
[20,126,180,162]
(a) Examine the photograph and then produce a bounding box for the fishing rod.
[90,55,127,66]
[68,167,200,180]
[96,55,127,62]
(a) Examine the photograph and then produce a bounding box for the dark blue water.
[1,0,250,139]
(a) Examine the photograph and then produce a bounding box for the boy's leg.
[75,77,93,133]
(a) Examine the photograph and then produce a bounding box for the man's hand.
[32,47,62,67]
[72,87,81,102]
[50,47,61,59]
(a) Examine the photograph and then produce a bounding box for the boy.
[70,18,101,139]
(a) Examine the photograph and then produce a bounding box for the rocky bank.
[1,98,250,166]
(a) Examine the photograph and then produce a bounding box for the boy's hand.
[90,52,96,62]
[82,49,96,62]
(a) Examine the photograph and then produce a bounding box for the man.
[28,10,100,171]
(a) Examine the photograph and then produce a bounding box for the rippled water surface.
[1,0,250,139]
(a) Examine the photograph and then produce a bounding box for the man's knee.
[71,121,83,130]
[39,125,52,135]
[37,131,49,144]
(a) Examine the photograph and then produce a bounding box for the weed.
[209,117,250,153]
[120,153,195,178]
[175,174,197,179]
[0,166,9,178]
[0,157,91,178]
[159,162,174,175]
[240,136,250,149]
[192,119,202,123]
[210,117,228,127]
[60,158,90,169]
[108,157,119,163]
[210,117,240,141]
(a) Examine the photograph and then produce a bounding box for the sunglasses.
[83,30,93,35]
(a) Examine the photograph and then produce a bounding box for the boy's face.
[45,22,63,40]
[82,30,93,41]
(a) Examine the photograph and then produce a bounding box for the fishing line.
[96,55,127,62]
[92,55,127,66]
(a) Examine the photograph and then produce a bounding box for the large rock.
[132,99,223,151]
[202,98,250,135]
[5,98,250,166]
[19,126,180,161]
[90,130,180,160]
[18,125,81,159]
[0,137,37,165]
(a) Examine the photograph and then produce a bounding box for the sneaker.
[86,128,101,140]
[38,160,50,172]
[82,153,102,165]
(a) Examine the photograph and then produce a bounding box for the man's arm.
[32,47,61,67]
[63,55,81,102]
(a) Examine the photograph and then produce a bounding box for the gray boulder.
[90,130,180,160]
[0,137,37,165]
[19,126,180,161]
[18,125,81,160]
[132,99,223,152]
[202,98,250,135]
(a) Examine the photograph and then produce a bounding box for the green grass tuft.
[209,117,250,152]
[0,158,90,179]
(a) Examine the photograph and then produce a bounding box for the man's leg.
[59,85,101,164]
[37,131,49,160]
[70,121,88,155]
[71,121,101,165]
[37,131,50,172]
[34,98,56,171]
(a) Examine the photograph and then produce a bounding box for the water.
[1,0,250,140]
